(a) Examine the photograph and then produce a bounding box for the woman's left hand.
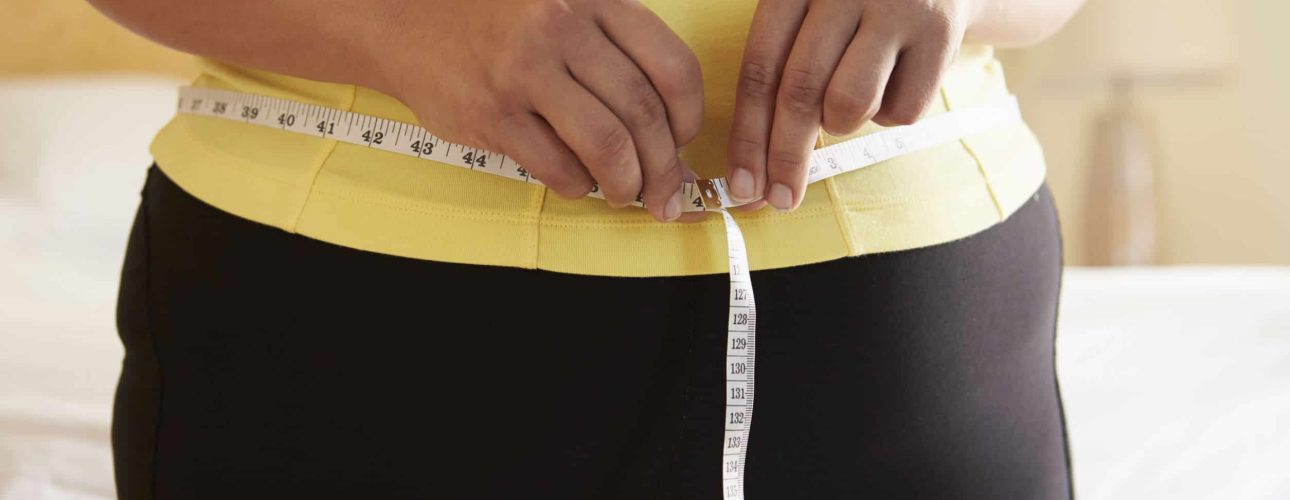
[725,0,978,212]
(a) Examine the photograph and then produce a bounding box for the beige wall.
[1000,0,1290,265]
[0,0,195,77]
[7,0,1287,265]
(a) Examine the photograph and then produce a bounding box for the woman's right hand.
[368,0,706,222]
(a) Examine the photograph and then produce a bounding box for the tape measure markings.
[178,87,1019,214]
[173,86,1022,500]
[718,210,756,499]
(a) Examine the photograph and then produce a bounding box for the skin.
[89,0,706,222]
[87,0,1085,222]
[726,0,1088,212]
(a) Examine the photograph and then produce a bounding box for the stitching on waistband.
[823,177,861,255]
[527,185,547,270]
[940,86,1005,220]
[289,83,359,232]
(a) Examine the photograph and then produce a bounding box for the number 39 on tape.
[174,86,1022,500]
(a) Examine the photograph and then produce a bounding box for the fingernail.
[730,168,755,202]
[664,189,683,221]
[768,183,794,211]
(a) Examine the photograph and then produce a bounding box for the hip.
[111,164,1069,498]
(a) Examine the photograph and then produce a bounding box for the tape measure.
[174,86,1022,499]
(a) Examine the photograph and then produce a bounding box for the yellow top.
[148,0,1047,278]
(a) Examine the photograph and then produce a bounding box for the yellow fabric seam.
[940,86,1005,219]
[313,184,836,224]
[288,83,359,232]
[817,123,861,253]
[535,214,826,229]
[313,189,541,223]
[313,187,538,219]
[540,207,835,226]
[308,186,854,231]
[150,43,1040,277]
[526,186,547,269]
[538,207,836,228]
[823,177,860,255]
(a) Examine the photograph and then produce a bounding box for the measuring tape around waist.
[174,86,1023,499]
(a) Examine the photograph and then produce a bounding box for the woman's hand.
[370,0,705,222]
[725,0,979,212]
[90,0,706,222]
[90,0,1081,220]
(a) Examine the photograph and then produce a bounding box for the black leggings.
[113,165,1071,499]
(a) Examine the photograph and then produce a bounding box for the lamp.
[1011,0,1237,265]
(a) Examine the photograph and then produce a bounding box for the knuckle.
[603,174,642,202]
[677,53,704,89]
[917,2,964,42]
[919,26,957,55]
[823,88,880,135]
[858,101,882,124]
[657,52,703,96]
[766,148,806,174]
[925,7,953,30]
[877,104,924,126]
[730,133,762,150]
[929,25,955,46]
[932,5,961,32]
[738,59,780,100]
[779,68,826,115]
[627,84,668,129]
[672,117,702,149]
[591,126,636,168]
[727,133,764,160]
[529,0,576,28]
[823,87,873,121]
[822,114,858,137]
[647,156,685,191]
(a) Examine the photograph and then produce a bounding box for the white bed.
[2,77,1288,499]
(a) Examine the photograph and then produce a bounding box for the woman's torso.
[147,0,1048,277]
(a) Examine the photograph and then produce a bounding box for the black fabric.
[113,165,1071,499]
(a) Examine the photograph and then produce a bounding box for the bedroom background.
[5,0,1285,266]
[2,0,1287,499]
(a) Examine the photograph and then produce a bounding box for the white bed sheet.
[2,77,1289,499]
[1057,267,1290,499]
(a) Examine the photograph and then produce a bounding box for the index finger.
[531,73,643,207]
[725,0,809,204]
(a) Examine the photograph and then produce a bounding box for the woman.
[94,0,1085,498]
